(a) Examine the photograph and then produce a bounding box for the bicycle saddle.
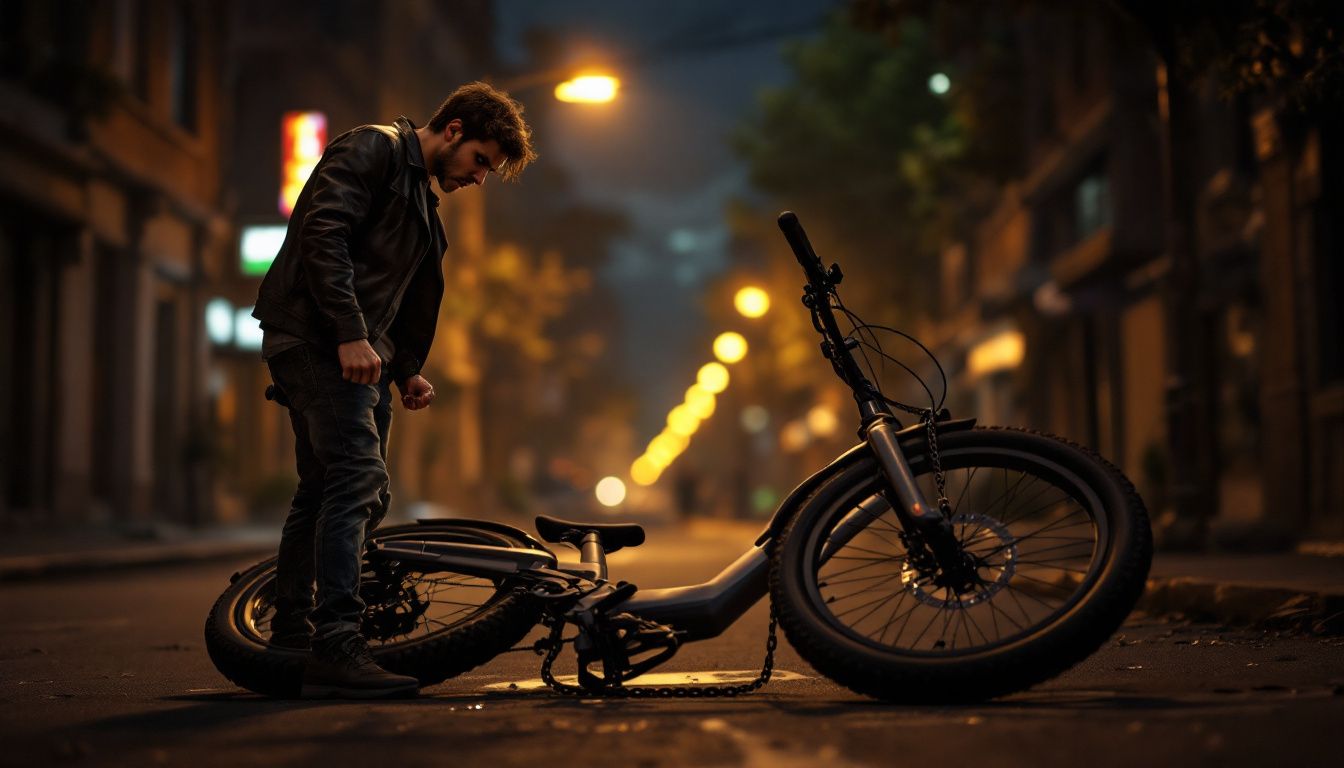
[534,515,646,553]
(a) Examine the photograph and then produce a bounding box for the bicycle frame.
[371,417,976,643]
[370,212,969,648]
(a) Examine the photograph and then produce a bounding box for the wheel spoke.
[820,571,904,588]
[823,572,904,604]
[908,602,945,649]
[822,557,901,579]
[1012,561,1089,574]
[832,589,904,619]
[874,589,911,644]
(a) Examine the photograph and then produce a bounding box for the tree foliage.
[1123,0,1344,115]
[733,10,1018,324]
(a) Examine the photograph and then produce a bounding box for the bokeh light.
[734,286,771,318]
[740,405,770,434]
[806,405,839,437]
[595,476,627,507]
[697,362,730,393]
[685,385,717,419]
[713,332,748,364]
[667,404,700,436]
[630,456,661,486]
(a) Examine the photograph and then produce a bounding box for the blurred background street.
[2,0,1341,548]
[2,0,1344,764]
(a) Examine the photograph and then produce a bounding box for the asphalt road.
[3,522,1342,767]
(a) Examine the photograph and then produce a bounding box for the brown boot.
[301,633,418,699]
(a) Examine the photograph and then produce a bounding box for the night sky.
[493,0,845,428]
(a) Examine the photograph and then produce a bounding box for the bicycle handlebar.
[776,211,886,410]
[777,211,827,287]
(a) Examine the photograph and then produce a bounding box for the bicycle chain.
[880,401,952,519]
[922,409,953,518]
[538,603,779,699]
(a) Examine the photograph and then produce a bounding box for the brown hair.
[428,81,536,181]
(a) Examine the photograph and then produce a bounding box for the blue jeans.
[265,343,393,644]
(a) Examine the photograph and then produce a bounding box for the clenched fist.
[398,374,435,411]
[338,339,382,384]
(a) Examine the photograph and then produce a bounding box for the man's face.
[430,130,506,194]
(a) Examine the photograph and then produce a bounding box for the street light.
[667,405,700,436]
[684,385,716,419]
[713,332,748,364]
[734,286,770,318]
[555,74,620,103]
[630,456,661,486]
[697,362,730,394]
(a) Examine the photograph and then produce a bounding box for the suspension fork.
[857,401,965,573]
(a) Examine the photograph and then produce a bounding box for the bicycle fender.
[414,516,554,555]
[756,417,977,546]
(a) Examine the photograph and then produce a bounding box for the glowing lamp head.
[555,75,619,103]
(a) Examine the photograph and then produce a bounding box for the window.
[0,0,28,77]
[1074,171,1111,241]
[168,1,197,131]
[111,0,136,86]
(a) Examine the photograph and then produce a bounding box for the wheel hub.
[901,513,1016,608]
[360,572,429,640]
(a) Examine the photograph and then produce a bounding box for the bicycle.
[206,212,1152,702]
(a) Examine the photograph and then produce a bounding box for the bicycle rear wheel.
[205,522,544,697]
[771,426,1152,703]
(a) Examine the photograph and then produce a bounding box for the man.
[253,82,535,698]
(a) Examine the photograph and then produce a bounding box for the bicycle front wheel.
[771,426,1152,703]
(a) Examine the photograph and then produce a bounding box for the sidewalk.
[3,517,1341,634]
[0,525,279,581]
[1143,551,1344,634]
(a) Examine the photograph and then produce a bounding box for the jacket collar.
[386,117,432,235]
[394,116,439,209]
[394,116,426,172]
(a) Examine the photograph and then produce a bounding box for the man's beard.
[431,136,460,191]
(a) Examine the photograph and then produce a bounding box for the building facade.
[929,5,1343,543]
[0,0,508,532]
[0,0,229,530]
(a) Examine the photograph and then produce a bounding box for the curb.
[0,540,275,582]
[1139,576,1344,635]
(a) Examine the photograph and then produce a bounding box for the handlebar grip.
[777,211,826,284]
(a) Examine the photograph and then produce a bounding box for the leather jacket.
[253,116,446,385]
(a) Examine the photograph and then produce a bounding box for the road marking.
[483,669,809,691]
[701,717,869,767]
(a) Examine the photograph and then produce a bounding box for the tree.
[734,9,1020,327]
[734,15,952,320]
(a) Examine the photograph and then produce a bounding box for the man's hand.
[338,339,382,384]
[398,374,435,411]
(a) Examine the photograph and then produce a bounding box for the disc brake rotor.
[361,573,429,640]
[901,512,1016,608]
